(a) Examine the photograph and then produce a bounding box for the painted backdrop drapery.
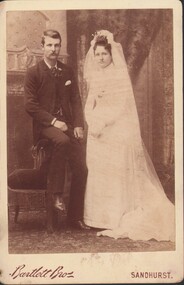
[67,9,174,202]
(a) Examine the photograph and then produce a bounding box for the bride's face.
[94,45,112,69]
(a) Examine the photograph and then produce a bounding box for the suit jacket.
[24,60,84,144]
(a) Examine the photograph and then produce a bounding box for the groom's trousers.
[40,125,88,222]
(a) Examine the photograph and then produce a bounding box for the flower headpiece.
[90,30,114,47]
[84,30,127,80]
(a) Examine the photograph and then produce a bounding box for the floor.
[8,210,175,254]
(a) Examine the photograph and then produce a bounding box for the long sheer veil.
[84,30,169,198]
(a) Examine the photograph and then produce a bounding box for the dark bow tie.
[50,66,62,77]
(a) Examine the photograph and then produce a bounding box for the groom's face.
[42,36,61,61]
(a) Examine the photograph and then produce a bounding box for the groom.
[24,29,89,230]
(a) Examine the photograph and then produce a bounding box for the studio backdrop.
[6,9,174,202]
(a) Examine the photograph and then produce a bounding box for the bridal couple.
[24,29,175,241]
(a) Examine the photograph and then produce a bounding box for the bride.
[83,30,175,241]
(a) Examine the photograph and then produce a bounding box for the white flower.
[65,80,71,86]
[91,30,114,47]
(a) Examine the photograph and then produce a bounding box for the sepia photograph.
[0,0,183,284]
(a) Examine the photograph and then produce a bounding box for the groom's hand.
[53,120,68,131]
[74,127,84,139]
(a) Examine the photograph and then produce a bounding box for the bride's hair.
[93,35,112,55]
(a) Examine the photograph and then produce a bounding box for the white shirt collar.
[44,59,57,69]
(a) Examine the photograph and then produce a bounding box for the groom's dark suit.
[24,59,87,223]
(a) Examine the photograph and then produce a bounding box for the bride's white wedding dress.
[84,63,175,242]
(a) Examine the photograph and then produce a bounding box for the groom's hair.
[41,29,62,46]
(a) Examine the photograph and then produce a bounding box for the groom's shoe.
[69,220,91,230]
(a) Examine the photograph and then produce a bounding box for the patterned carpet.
[8,210,175,254]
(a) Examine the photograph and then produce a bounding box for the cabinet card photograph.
[0,0,183,284]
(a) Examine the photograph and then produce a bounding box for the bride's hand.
[89,124,104,138]
[89,130,101,138]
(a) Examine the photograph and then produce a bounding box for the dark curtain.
[67,9,174,203]
[67,9,162,81]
